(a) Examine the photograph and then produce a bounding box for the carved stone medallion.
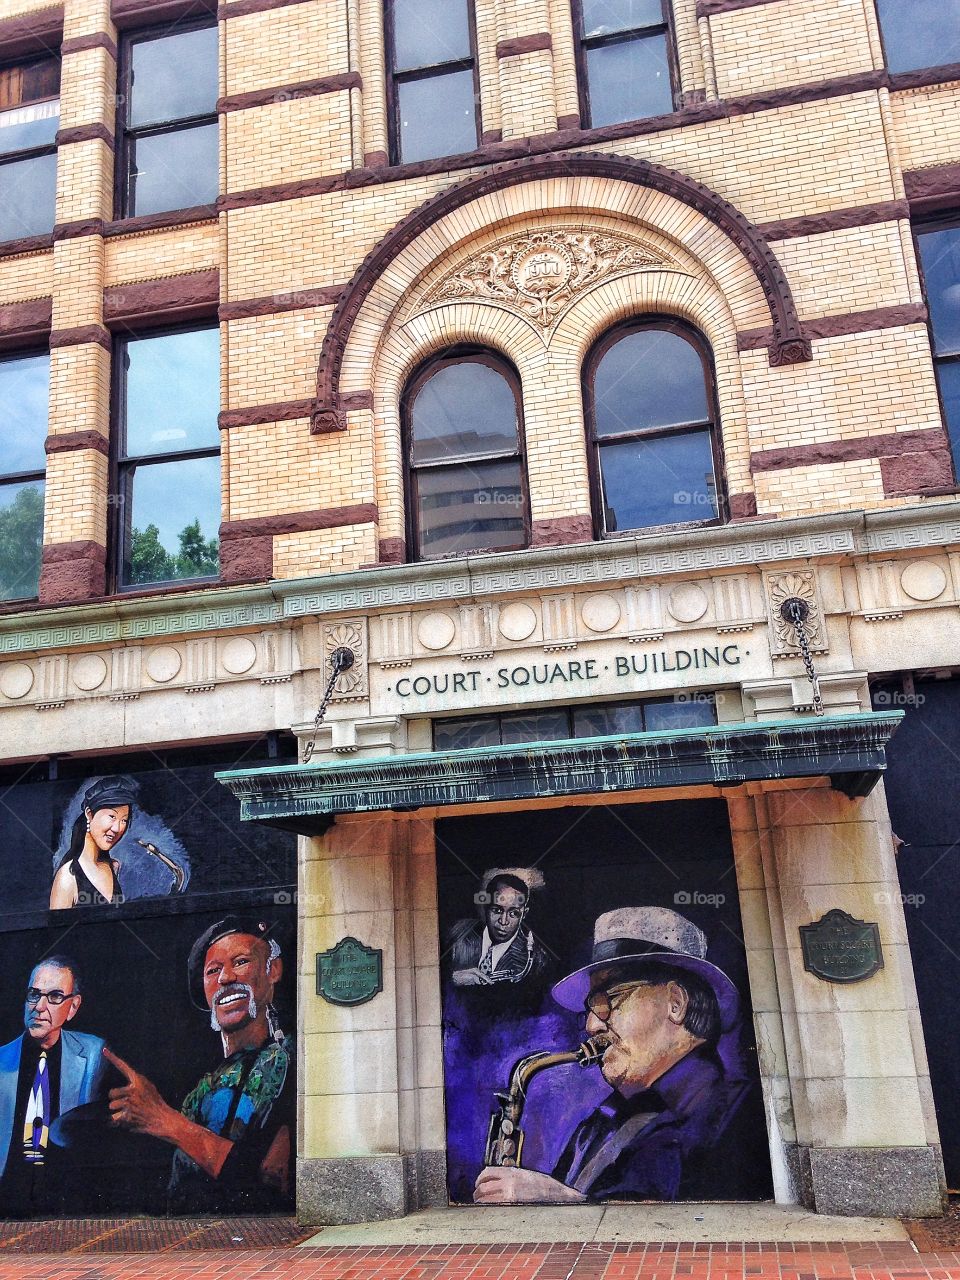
[418,229,681,338]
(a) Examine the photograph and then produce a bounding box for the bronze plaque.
[800,909,883,983]
[316,936,383,1006]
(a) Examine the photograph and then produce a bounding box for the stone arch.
[311,150,811,433]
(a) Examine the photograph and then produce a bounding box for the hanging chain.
[303,646,356,764]
[779,598,825,718]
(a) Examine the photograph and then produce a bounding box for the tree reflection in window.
[0,352,48,600]
[403,350,529,560]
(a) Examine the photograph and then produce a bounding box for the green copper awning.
[216,712,903,835]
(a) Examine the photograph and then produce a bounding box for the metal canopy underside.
[217,712,904,835]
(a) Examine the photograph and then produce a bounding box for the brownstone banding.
[728,493,759,520]
[61,32,118,58]
[496,33,553,58]
[217,0,315,17]
[105,269,220,326]
[219,285,343,320]
[219,533,273,584]
[697,0,784,12]
[881,451,956,496]
[56,123,114,147]
[220,503,378,538]
[889,62,960,92]
[904,162,960,215]
[750,427,950,474]
[758,201,910,241]
[219,399,316,429]
[0,297,52,349]
[556,113,580,130]
[112,0,215,27]
[0,232,54,260]
[49,324,112,351]
[45,431,110,457]
[313,150,810,431]
[531,515,593,546]
[102,205,219,237]
[218,73,362,114]
[377,536,405,564]
[480,129,503,145]
[53,219,103,241]
[38,541,106,605]
[0,6,62,60]
[738,304,928,350]
[364,150,389,169]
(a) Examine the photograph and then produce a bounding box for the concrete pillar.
[296,813,446,1224]
[732,780,943,1217]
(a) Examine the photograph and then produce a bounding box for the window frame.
[0,346,49,602]
[874,0,960,77]
[913,213,960,485]
[0,53,60,245]
[110,320,222,592]
[571,0,678,130]
[383,0,482,166]
[402,345,531,561]
[582,316,727,538]
[115,15,219,221]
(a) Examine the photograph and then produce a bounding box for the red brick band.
[758,200,910,241]
[218,73,362,114]
[219,399,316,429]
[0,6,62,60]
[38,540,106,605]
[61,32,118,58]
[53,219,103,241]
[496,33,553,57]
[738,304,928,350]
[49,324,112,351]
[221,503,378,537]
[0,297,52,349]
[0,232,54,260]
[217,0,315,17]
[45,431,110,457]
[219,285,343,320]
[889,62,960,91]
[103,204,219,237]
[751,427,949,472]
[104,269,220,326]
[56,123,114,147]
[531,515,593,546]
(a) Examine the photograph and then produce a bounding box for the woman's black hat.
[82,775,139,813]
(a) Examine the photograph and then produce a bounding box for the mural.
[0,744,297,1217]
[438,802,772,1204]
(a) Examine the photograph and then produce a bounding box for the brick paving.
[3,1240,960,1280]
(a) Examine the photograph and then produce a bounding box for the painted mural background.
[0,743,297,1217]
[437,801,773,1204]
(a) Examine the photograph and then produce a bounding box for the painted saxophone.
[484,1035,607,1168]
[136,838,186,893]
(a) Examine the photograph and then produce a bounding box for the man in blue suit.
[0,956,107,1211]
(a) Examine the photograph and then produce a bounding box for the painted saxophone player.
[475,907,757,1203]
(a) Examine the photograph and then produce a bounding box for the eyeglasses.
[25,988,73,1006]
[585,981,650,1023]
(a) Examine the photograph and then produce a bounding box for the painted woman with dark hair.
[49,776,138,909]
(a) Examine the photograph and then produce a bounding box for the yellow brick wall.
[711,0,875,99]
[104,223,220,286]
[224,93,354,192]
[754,458,890,516]
[272,522,378,579]
[772,222,913,319]
[55,137,113,224]
[889,83,960,175]
[223,3,349,94]
[51,236,103,328]
[498,50,557,140]
[48,344,110,438]
[224,308,331,408]
[0,250,52,303]
[42,448,108,545]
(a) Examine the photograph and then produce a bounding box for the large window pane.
[644,696,716,732]
[876,0,960,73]
[392,0,471,70]
[0,99,59,153]
[573,701,645,737]
[124,455,220,586]
[585,32,673,126]
[600,429,717,531]
[125,329,220,455]
[581,0,663,37]
[0,151,56,240]
[416,458,524,556]
[129,26,218,127]
[2,354,49,472]
[938,362,960,462]
[411,361,518,462]
[594,328,709,435]
[918,227,960,356]
[396,70,476,162]
[128,122,218,215]
[500,710,570,744]
[434,716,501,750]
[0,479,43,600]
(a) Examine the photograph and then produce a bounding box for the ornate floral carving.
[322,618,368,698]
[419,229,679,335]
[765,570,827,656]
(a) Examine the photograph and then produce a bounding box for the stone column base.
[297,1151,447,1225]
[789,1144,944,1217]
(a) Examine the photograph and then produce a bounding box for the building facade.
[1,0,960,1225]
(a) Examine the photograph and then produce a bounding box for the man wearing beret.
[106,916,293,1212]
[475,907,764,1203]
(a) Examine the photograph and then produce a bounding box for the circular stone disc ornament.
[145,645,182,684]
[667,583,709,624]
[581,593,621,633]
[72,654,108,691]
[511,239,573,303]
[0,662,35,700]
[417,612,457,651]
[498,602,538,642]
[221,636,258,675]
[899,560,948,602]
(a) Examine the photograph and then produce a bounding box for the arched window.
[403,350,529,560]
[584,319,724,535]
